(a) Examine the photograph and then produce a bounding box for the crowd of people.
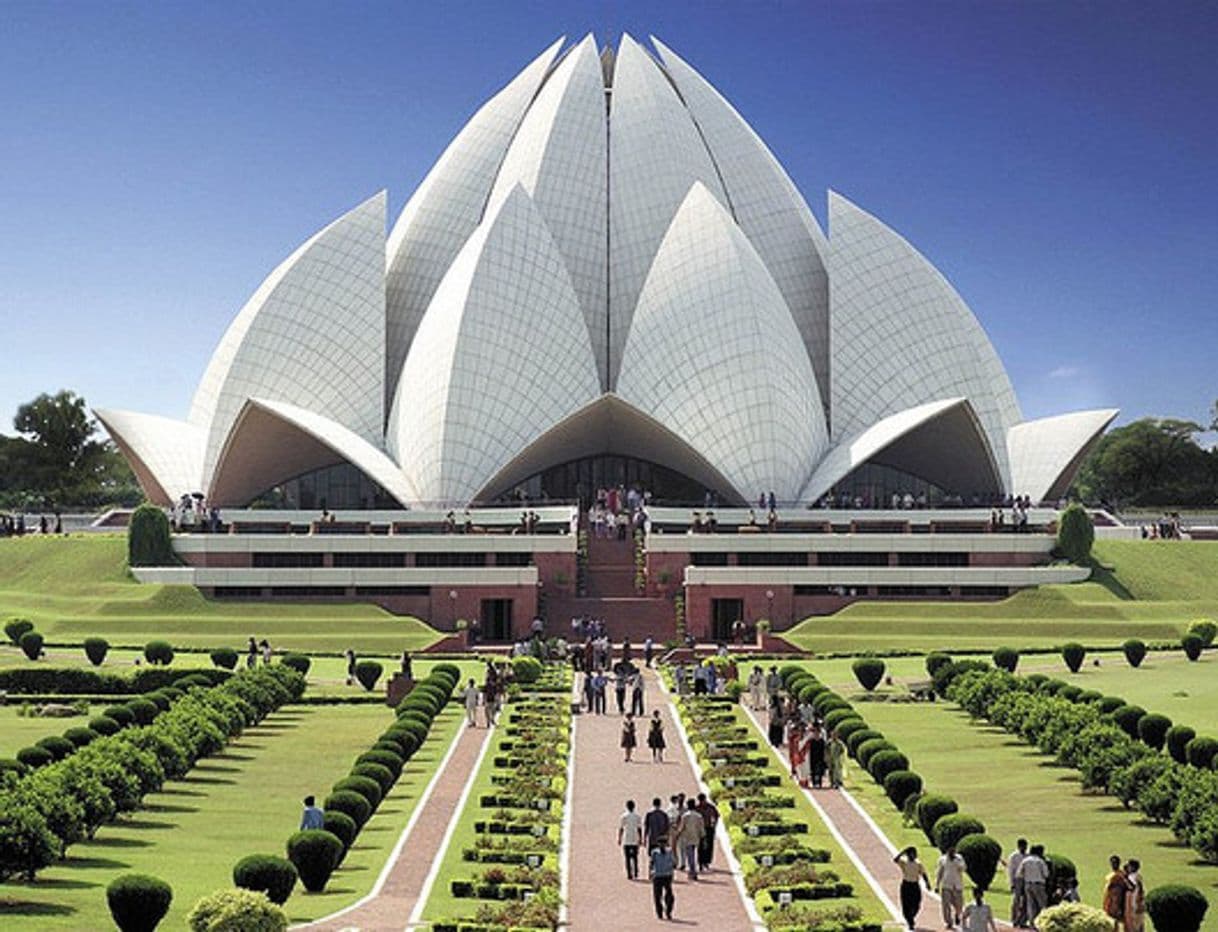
[171,494,222,532]
[459,660,510,727]
[617,792,722,920]
[0,512,63,535]
[750,666,847,789]
[1141,512,1184,539]
[589,484,650,539]
[245,636,273,667]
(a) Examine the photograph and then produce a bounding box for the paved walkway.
[294,718,489,932]
[566,669,755,928]
[740,703,1015,932]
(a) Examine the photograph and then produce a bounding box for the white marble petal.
[94,409,206,506]
[1008,409,1119,503]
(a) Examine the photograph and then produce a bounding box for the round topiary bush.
[883,770,923,809]
[4,617,34,645]
[1034,902,1113,932]
[353,660,383,692]
[1145,883,1209,932]
[1076,690,1103,705]
[143,690,171,711]
[823,708,860,733]
[1056,684,1083,702]
[175,673,213,690]
[868,749,910,785]
[19,630,44,661]
[813,694,851,717]
[324,790,372,829]
[0,757,28,777]
[16,745,53,769]
[281,653,311,675]
[63,726,98,748]
[1061,643,1086,673]
[846,728,884,757]
[232,854,299,905]
[104,704,135,726]
[84,637,110,666]
[1186,736,1218,769]
[1096,695,1125,715]
[834,719,868,744]
[915,794,959,843]
[332,775,382,810]
[89,715,121,736]
[210,648,239,670]
[855,738,895,771]
[797,682,825,705]
[285,830,343,893]
[36,735,75,761]
[187,888,288,931]
[1188,620,1218,647]
[106,873,173,932]
[322,810,357,856]
[1167,725,1197,764]
[957,833,1002,890]
[925,652,952,677]
[1123,639,1147,668]
[933,813,985,852]
[1138,713,1173,751]
[128,502,175,567]
[511,655,543,684]
[356,748,403,779]
[1183,634,1204,661]
[991,647,1019,673]
[144,640,174,666]
[1111,705,1147,739]
[1056,502,1094,565]
[127,698,160,725]
[352,762,396,796]
[852,658,886,692]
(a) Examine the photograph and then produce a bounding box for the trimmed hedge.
[957,832,1002,890]
[83,637,110,666]
[187,887,288,931]
[5,617,34,645]
[0,665,230,696]
[1061,643,1085,673]
[19,630,44,661]
[916,794,958,843]
[281,653,311,675]
[106,873,173,932]
[992,647,1019,673]
[144,640,174,666]
[851,658,885,691]
[1123,639,1147,668]
[1138,713,1172,751]
[233,853,298,905]
[322,810,357,855]
[353,660,383,692]
[933,813,985,852]
[210,648,239,670]
[1167,725,1197,764]
[285,830,343,893]
[1145,883,1209,932]
[1186,737,1218,769]
[883,770,923,809]
[1182,634,1204,661]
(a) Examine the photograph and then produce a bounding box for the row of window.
[249,552,533,568]
[690,552,972,567]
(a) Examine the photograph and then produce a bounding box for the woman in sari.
[1123,859,1145,932]
[1102,854,1126,930]
[794,723,812,787]
[786,718,804,779]
[809,722,827,788]
[827,729,847,788]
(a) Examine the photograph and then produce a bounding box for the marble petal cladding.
[486,34,610,388]
[93,409,205,507]
[191,192,387,487]
[652,38,831,409]
[617,183,828,501]
[388,185,601,504]
[607,33,728,388]
[383,37,565,408]
[828,191,1021,485]
[1008,408,1119,503]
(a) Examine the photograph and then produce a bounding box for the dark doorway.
[480,599,513,642]
[710,598,744,643]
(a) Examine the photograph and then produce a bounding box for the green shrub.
[16,745,53,769]
[144,640,174,666]
[1096,695,1125,715]
[797,682,824,705]
[855,738,895,770]
[933,813,985,852]
[823,708,860,733]
[851,658,885,691]
[1076,690,1103,705]
[1186,736,1218,769]
[285,830,343,892]
[5,617,35,645]
[1056,684,1083,702]
[511,655,543,684]
[1111,705,1147,739]
[356,748,403,779]
[846,728,884,757]
[1145,884,1209,932]
[917,796,960,844]
[1046,852,1077,886]
[1035,902,1113,932]
[1183,634,1204,661]
[883,770,923,809]
[868,749,909,785]
[834,719,868,744]
[210,648,239,670]
[36,735,75,761]
[19,630,44,661]
[925,652,952,676]
[232,854,298,905]
[104,704,136,726]
[991,647,1019,673]
[1137,713,1172,751]
[813,693,850,716]
[332,775,382,810]
[1056,502,1094,564]
[0,803,59,880]
[321,810,357,857]
[88,714,121,736]
[1189,620,1218,647]
[352,762,396,796]
[353,660,383,692]
[281,653,311,675]
[1187,808,1218,863]
[1061,643,1085,673]
[188,887,289,932]
[128,503,175,567]
[957,833,1002,890]
[1122,639,1147,668]
[127,697,160,725]
[106,873,173,932]
[932,659,988,696]
[63,726,99,748]
[84,637,110,666]
[1167,725,1197,764]
[0,757,28,777]
[175,673,214,690]
[324,790,371,829]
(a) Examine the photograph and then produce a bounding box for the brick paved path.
[294,720,489,932]
[565,669,755,928]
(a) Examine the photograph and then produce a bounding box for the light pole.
[765,589,774,623]
[448,589,458,628]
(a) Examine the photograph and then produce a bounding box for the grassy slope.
[0,535,442,652]
[782,540,1218,653]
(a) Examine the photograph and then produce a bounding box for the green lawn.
[0,535,442,653]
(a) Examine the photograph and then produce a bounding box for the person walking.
[643,797,670,852]
[259,639,272,665]
[247,636,258,670]
[1019,844,1051,926]
[827,729,846,789]
[748,666,765,710]
[1124,859,1145,932]
[618,799,642,880]
[666,794,685,869]
[462,678,481,727]
[1102,854,1127,930]
[644,635,654,668]
[344,647,357,685]
[894,846,931,931]
[649,837,676,920]
[621,713,638,762]
[1006,838,1029,927]
[300,795,324,830]
[614,667,628,714]
[648,710,666,762]
[936,844,966,929]
[694,792,719,871]
[675,799,705,880]
[629,669,645,716]
[767,693,785,748]
[809,722,827,788]
[962,887,999,932]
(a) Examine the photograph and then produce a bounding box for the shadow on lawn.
[144,802,198,814]
[62,855,127,871]
[84,836,152,849]
[0,899,76,917]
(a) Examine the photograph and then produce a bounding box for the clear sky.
[1,0,1215,438]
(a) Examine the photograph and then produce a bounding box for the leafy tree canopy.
[1072,417,1217,507]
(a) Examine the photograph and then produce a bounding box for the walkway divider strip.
[657,674,768,931]
[404,722,497,930]
[293,708,470,930]
[557,711,578,928]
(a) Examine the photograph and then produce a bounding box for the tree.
[1057,504,1094,565]
[1072,418,1216,507]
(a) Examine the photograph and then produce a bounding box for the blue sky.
[1,0,1215,438]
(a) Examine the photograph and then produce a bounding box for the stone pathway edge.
[557,712,578,928]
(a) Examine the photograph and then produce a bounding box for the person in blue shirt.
[649,836,676,920]
[300,795,324,830]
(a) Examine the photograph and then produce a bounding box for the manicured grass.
[0,535,443,653]
[1093,540,1218,601]
[0,704,105,758]
[0,704,391,929]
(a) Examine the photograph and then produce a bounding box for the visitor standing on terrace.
[962,887,999,932]
[247,636,257,669]
[674,799,705,881]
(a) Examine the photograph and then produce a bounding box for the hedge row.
[949,668,1218,865]
[0,665,231,696]
[280,663,460,895]
[0,666,304,881]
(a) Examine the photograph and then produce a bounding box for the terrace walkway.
[565,669,758,928]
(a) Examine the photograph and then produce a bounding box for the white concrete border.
[656,673,769,931]
[557,711,578,927]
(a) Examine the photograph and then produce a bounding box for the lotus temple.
[100,35,1118,640]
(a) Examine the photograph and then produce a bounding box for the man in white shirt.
[1004,838,1028,927]
[935,845,966,928]
[1018,845,1051,925]
[461,679,480,727]
[962,887,999,932]
[617,799,643,880]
